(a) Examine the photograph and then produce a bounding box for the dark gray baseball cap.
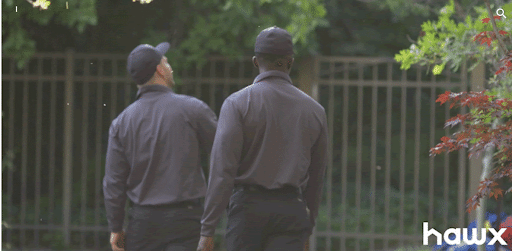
[254,26,294,56]
[127,42,170,85]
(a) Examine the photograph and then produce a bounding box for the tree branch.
[483,0,509,56]
[406,34,417,44]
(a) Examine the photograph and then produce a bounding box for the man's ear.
[253,56,258,68]
[288,57,294,70]
[155,64,164,77]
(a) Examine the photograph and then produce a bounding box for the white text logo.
[423,222,507,246]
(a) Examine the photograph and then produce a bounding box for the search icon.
[497,8,507,18]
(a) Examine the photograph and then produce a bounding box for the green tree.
[372,0,486,22]
[313,0,478,57]
[394,0,512,88]
[394,0,512,250]
[3,0,328,73]
[2,0,98,69]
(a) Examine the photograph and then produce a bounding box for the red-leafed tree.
[396,0,512,222]
[428,2,512,213]
[430,90,512,212]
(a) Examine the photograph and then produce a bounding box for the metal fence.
[310,56,474,251]
[2,49,481,250]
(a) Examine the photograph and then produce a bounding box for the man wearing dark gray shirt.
[197,27,329,251]
[103,42,217,251]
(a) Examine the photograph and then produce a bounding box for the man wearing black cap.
[103,42,218,251]
[197,26,329,251]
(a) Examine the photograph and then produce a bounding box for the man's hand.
[304,238,310,251]
[110,231,125,251]
[197,236,214,251]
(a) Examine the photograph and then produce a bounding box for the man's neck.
[259,68,289,75]
[137,81,170,89]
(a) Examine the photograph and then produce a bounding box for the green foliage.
[488,72,512,95]
[314,182,462,250]
[3,0,327,75]
[395,0,512,76]
[57,0,98,33]
[2,22,37,70]
[397,0,512,214]
[395,0,460,73]
[2,0,98,69]
[315,0,439,57]
[373,0,433,20]
[175,0,328,70]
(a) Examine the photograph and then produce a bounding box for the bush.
[313,181,461,251]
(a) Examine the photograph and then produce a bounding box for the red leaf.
[494,188,504,199]
[496,67,505,75]
[499,30,509,36]
[479,37,493,46]
[483,16,503,23]
[434,90,512,210]
[474,31,487,41]
[486,38,492,46]
[436,91,451,105]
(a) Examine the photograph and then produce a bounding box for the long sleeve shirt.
[103,84,217,233]
[200,70,329,237]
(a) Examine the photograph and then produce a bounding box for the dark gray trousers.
[225,186,312,251]
[125,199,203,251]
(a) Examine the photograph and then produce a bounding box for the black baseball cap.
[254,26,294,56]
[127,42,170,85]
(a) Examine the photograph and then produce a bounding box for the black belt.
[134,198,201,208]
[234,184,301,195]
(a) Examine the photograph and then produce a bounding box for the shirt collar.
[136,84,173,100]
[253,70,293,85]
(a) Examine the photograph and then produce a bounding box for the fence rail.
[2,49,483,251]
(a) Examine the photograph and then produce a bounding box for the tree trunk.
[477,118,499,251]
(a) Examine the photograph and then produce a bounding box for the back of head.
[254,26,294,71]
[127,42,170,86]
[255,52,293,70]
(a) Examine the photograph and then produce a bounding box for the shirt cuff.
[110,226,124,233]
[109,220,124,233]
[200,224,216,237]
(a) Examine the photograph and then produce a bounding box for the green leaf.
[222,0,233,10]
[439,0,454,17]
[501,3,512,19]
[432,62,446,75]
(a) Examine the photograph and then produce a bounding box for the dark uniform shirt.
[103,84,217,233]
[200,70,329,237]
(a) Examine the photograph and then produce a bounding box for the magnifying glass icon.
[497,8,507,18]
